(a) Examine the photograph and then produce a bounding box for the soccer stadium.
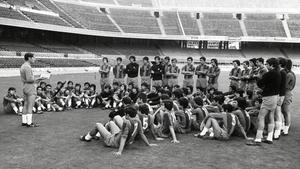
[0,0,299,168]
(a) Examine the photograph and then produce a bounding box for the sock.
[283,125,290,134]
[27,114,32,125]
[267,124,274,141]
[209,132,214,137]
[32,107,36,113]
[38,107,41,111]
[85,133,92,140]
[200,127,209,136]
[22,115,27,124]
[13,106,19,114]
[96,132,101,138]
[274,121,282,138]
[255,130,263,142]
[19,106,23,113]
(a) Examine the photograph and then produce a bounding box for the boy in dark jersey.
[3,87,23,115]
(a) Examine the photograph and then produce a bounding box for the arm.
[169,126,179,143]
[114,136,126,156]
[4,96,16,102]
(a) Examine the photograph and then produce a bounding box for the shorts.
[104,133,121,148]
[127,77,138,87]
[283,90,293,106]
[261,95,278,111]
[141,76,151,86]
[113,78,125,85]
[23,84,36,96]
[168,78,178,87]
[196,78,207,89]
[277,96,285,106]
[183,78,194,87]
[152,80,162,87]
[214,127,229,140]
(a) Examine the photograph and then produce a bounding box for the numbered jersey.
[138,113,152,131]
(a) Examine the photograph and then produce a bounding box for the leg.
[27,94,36,125]
[113,115,124,129]
[274,98,283,139]
[255,108,268,142]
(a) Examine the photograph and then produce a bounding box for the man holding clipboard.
[20,53,47,127]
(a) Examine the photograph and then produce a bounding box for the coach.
[248,58,281,145]
[125,55,139,87]
[20,53,44,127]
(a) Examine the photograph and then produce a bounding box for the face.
[120,85,125,91]
[230,100,238,108]
[164,58,170,63]
[143,60,148,64]
[68,83,73,87]
[152,87,157,93]
[37,88,42,94]
[249,61,254,67]
[130,58,134,63]
[65,90,70,95]
[132,88,137,93]
[155,58,160,64]
[256,61,262,67]
[187,59,192,64]
[57,83,62,88]
[117,60,122,64]
[172,60,177,66]
[29,57,36,64]
[46,86,52,92]
[90,86,95,91]
[104,88,109,92]
[41,83,46,88]
[243,63,248,69]
[211,60,216,66]
[200,58,205,64]
[254,101,260,107]
[103,59,108,64]
[75,86,80,90]
[233,62,238,68]
[84,84,89,88]
[9,90,16,95]
[266,63,272,70]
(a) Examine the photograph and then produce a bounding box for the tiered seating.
[110,8,161,34]
[79,43,120,56]
[283,48,300,58]
[117,0,152,7]
[112,44,160,56]
[0,6,28,20]
[0,41,51,53]
[82,0,115,4]
[0,57,48,68]
[55,2,119,32]
[200,49,243,60]
[244,14,286,37]
[38,58,99,67]
[161,11,182,35]
[287,14,300,38]
[38,0,83,28]
[201,13,242,37]
[241,48,284,58]
[37,42,84,54]
[22,11,69,26]
[178,12,200,35]
[3,0,48,10]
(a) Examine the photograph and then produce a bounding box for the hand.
[171,140,180,143]
[149,143,158,147]
[113,151,122,156]
[155,137,164,141]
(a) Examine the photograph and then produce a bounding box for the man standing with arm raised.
[20,53,45,127]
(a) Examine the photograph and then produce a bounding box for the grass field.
[0,70,299,169]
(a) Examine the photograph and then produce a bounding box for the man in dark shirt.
[195,56,209,94]
[181,57,195,88]
[140,57,151,88]
[99,57,111,91]
[151,56,164,87]
[274,57,287,139]
[166,58,180,88]
[162,56,170,87]
[247,58,281,146]
[125,56,139,87]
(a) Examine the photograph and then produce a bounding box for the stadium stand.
[78,43,120,56]
[0,40,52,53]
[161,11,183,35]
[38,0,83,28]
[200,49,244,59]
[21,11,70,26]
[55,2,119,32]
[111,44,160,56]
[287,14,300,38]
[241,47,284,58]
[82,0,115,5]
[282,48,300,58]
[3,0,49,10]
[178,12,200,35]
[110,8,161,34]
[201,13,243,37]
[117,0,153,7]
[36,42,84,54]
[244,13,286,37]
[0,6,28,20]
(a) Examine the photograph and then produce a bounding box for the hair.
[194,96,203,106]
[141,82,149,89]
[211,95,225,105]
[186,85,193,94]
[40,81,46,85]
[84,82,90,86]
[102,57,108,63]
[163,100,173,111]
[172,88,184,99]
[233,60,240,66]
[67,81,73,85]
[187,57,193,61]
[173,84,180,89]
[143,56,149,62]
[75,83,81,87]
[8,87,16,91]
[90,84,96,90]
[37,86,42,90]
[24,53,34,61]
[154,56,160,61]
[243,61,249,66]
[57,81,62,85]
[236,97,247,110]
[138,93,147,103]
[278,57,287,68]
[120,83,127,91]
[257,57,264,64]
[139,104,150,115]
[200,56,206,62]
[152,86,160,92]
[116,57,122,62]
[249,58,257,67]
[112,81,119,86]
[122,96,133,105]
[164,56,170,61]
[171,58,177,62]
[160,94,170,101]
[222,104,234,112]
[246,90,253,99]
[46,84,52,88]
[229,85,237,92]
[104,84,111,90]
[129,55,136,61]
[235,88,245,97]
[285,58,293,71]
[178,97,189,109]
[211,58,218,67]
[266,57,279,70]
[124,107,137,118]
[181,87,189,96]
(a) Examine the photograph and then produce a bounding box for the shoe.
[262,139,273,144]
[36,111,43,114]
[246,140,262,146]
[22,123,27,126]
[27,123,39,127]
[80,135,91,142]
[273,136,280,140]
